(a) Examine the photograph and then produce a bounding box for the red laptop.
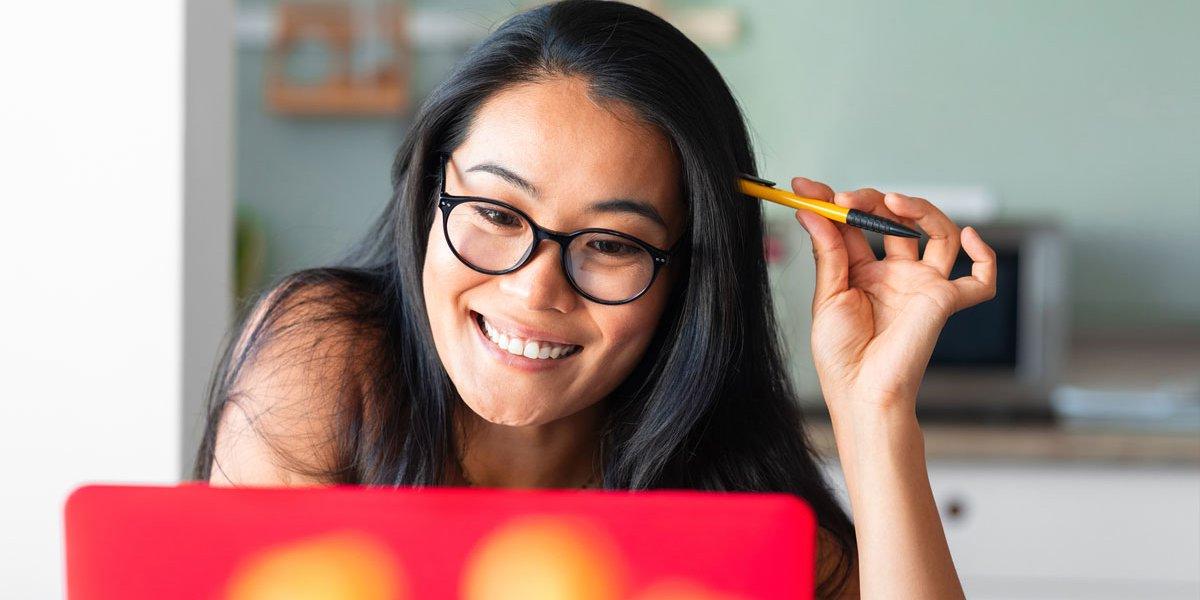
[64,484,815,599]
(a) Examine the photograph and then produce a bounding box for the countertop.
[805,422,1200,465]
[803,328,1200,466]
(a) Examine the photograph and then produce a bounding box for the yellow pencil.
[738,174,922,238]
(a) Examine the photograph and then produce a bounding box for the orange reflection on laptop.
[462,515,627,600]
[224,531,407,600]
[462,515,745,600]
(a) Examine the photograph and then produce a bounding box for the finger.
[793,177,876,268]
[883,193,961,277]
[795,208,849,310]
[831,189,883,262]
[837,188,919,261]
[951,226,998,312]
[790,176,835,202]
[830,220,876,269]
[791,188,868,267]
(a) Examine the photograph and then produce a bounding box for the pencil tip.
[888,220,921,238]
[888,221,923,238]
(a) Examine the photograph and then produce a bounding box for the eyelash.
[474,206,521,228]
[587,239,640,256]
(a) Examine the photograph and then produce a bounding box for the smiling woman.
[423,77,689,437]
[187,1,998,597]
[196,1,862,593]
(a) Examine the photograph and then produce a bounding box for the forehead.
[453,76,684,234]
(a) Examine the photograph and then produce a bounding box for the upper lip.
[473,310,582,347]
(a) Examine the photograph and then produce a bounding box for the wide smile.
[470,310,582,372]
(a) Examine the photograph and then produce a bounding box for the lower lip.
[470,311,579,373]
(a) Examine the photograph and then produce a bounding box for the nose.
[497,240,579,313]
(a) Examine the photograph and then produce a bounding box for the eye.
[473,205,521,228]
[587,238,641,256]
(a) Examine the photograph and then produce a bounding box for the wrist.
[826,397,925,464]
[826,392,919,428]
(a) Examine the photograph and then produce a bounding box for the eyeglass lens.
[444,200,655,303]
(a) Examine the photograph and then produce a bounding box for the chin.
[462,395,557,428]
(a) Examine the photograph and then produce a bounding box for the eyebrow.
[465,161,669,230]
[466,162,539,197]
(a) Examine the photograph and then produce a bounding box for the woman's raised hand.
[790,177,997,416]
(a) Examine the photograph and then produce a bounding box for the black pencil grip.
[845,209,922,238]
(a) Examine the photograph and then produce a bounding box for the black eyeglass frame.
[436,154,680,305]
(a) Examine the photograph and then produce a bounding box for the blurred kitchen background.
[3,1,1196,598]
[227,2,1200,595]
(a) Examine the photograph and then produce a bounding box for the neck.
[451,400,604,489]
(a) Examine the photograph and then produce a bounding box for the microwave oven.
[865,221,1069,413]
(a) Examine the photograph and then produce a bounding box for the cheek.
[423,224,464,297]
[592,285,671,368]
[423,225,449,305]
[422,222,478,354]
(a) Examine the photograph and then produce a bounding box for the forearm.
[830,402,964,599]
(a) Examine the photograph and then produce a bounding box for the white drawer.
[820,461,1200,597]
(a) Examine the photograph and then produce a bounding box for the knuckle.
[827,292,858,312]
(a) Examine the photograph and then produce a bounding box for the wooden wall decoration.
[265,1,410,117]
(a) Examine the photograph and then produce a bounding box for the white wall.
[183,0,235,477]
[0,2,185,596]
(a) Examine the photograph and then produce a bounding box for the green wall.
[237,0,1199,330]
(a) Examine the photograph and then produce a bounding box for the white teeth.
[477,314,579,360]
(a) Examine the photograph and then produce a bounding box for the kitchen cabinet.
[820,461,1200,599]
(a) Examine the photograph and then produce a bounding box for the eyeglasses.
[436,154,679,305]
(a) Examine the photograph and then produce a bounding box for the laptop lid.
[65,484,815,599]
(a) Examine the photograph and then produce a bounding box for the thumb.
[796,209,849,310]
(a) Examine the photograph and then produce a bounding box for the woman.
[195,1,995,597]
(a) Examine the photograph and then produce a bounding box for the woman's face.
[422,76,685,427]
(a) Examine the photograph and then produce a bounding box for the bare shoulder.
[816,527,860,599]
[209,273,382,487]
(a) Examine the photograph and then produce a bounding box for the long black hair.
[194,0,855,594]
